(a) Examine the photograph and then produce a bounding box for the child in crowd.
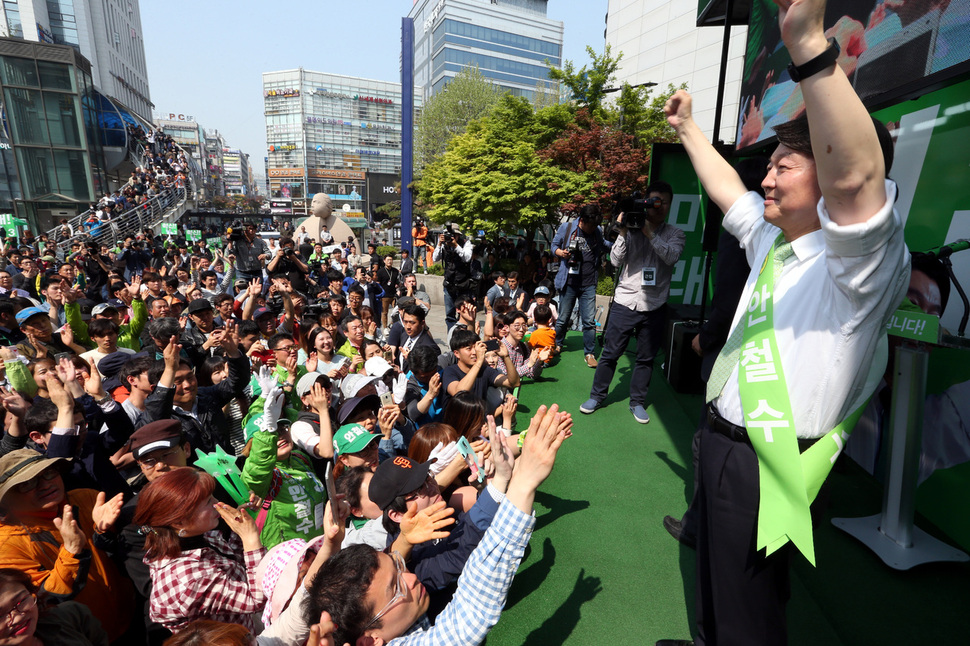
[528,304,556,364]
[526,285,557,327]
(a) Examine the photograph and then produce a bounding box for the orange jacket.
[0,489,133,641]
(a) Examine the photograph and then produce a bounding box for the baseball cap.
[332,423,380,457]
[187,298,213,314]
[339,373,378,400]
[0,450,67,503]
[125,419,183,460]
[368,456,434,511]
[14,307,47,325]
[534,285,550,295]
[364,357,394,378]
[91,303,118,316]
[337,394,381,426]
[296,372,331,397]
[253,307,274,320]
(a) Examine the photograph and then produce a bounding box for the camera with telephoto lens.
[442,222,459,246]
[615,192,664,229]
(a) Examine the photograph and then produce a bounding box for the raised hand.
[213,501,261,551]
[774,0,828,60]
[53,504,88,555]
[664,89,694,131]
[92,491,125,534]
[512,404,568,492]
[126,274,142,299]
[399,499,456,545]
[0,387,27,418]
[486,414,514,491]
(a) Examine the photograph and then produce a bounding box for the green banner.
[886,308,940,343]
[0,213,27,237]
[186,229,202,241]
[160,223,178,236]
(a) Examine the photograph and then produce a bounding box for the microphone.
[926,239,970,260]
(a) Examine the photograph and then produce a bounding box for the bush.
[375,245,397,258]
[596,275,615,296]
[427,263,445,276]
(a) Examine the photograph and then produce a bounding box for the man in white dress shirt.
[657,1,909,645]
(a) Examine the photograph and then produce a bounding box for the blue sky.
[140,0,608,181]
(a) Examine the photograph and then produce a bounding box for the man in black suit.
[393,303,440,373]
[399,248,414,276]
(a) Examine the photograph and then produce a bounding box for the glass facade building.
[262,69,421,216]
[0,0,152,122]
[0,38,105,230]
[409,0,563,101]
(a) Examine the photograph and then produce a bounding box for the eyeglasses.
[12,467,60,494]
[274,344,298,353]
[363,551,408,631]
[510,324,528,331]
[137,447,180,469]
[404,475,437,502]
[2,593,36,628]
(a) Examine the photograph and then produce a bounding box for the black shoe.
[656,641,694,646]
[663,515,697,550]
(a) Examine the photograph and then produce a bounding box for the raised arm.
[777,0,885,224]
[664,91,748,214]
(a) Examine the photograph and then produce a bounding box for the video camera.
[615,192,664,229]
[226,220,245,242]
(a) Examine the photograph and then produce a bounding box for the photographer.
[267,236,310,293]
[227,222,268,283]
[552,204,610,368]
[580,182,684,423]
[79,241,112,301]
[433,225,474,331]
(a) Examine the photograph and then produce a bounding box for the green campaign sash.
[738,234,865,566]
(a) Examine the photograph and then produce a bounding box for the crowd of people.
[0,3,921,645]
[56,125,190,243]
[0,198,578,646]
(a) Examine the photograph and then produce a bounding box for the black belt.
[706,404,819,452]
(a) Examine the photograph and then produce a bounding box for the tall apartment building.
[0,0,152,121]
[262,69,421,217]
[222,148,251,196]
[605,0,746,144]
[204,129,226,198]
[408,0,564,101]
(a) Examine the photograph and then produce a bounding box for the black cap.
[187,298,213,314]
[368,456,434,510]
[337,394,380,426]
[126,419,183,459]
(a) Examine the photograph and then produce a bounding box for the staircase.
[45,133,199,248]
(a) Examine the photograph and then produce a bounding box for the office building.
[222,148,251,196]
[0,0,152,121]
[605,0,746,143]
[408,0,564,101]
[0,38,110,230]
[263,69,420,217]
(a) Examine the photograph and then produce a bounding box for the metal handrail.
[53,186,188,248]
[45,125,202,244]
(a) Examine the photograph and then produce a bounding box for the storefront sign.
[315,90,353,100]
[265,89,300,98]
[308,169,365,180]
[268,168,305,178]
[268,144,297,151]
[423,0,446,34]
[355,95,393,105]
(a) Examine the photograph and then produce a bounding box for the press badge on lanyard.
[642,267,656,288]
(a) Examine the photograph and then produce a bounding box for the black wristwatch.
[787,38,840,83]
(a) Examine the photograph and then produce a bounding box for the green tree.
[547,45,621,120]
[613,82,685,145]
[417,95,587,238]
[414,67,504,170]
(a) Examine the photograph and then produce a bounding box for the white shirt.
[712,182,909,438]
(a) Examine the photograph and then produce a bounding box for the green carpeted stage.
[486,332,970,645]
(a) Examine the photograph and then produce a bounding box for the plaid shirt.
[146,530,267,633]
[498,337,543,379]
[390,498,535,646]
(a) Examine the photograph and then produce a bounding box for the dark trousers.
[588,302,666,406]
[695,422,791,646]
